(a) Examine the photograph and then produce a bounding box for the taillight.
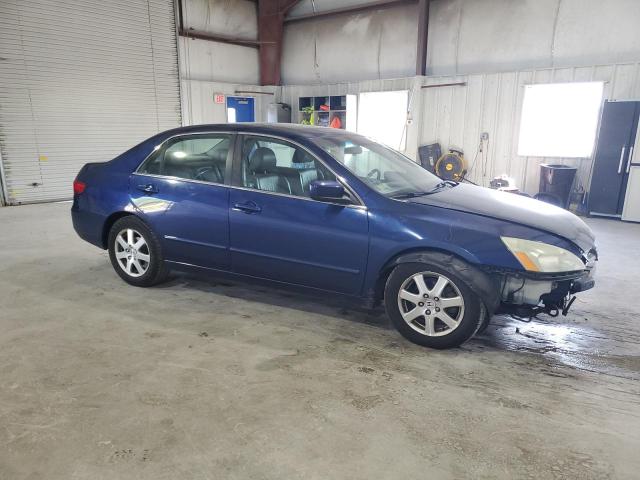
[73,180,86,195]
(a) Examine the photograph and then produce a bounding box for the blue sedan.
[72,124,597,349]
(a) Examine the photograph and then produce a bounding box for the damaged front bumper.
[494,251,596,318]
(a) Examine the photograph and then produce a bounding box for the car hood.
[408,183,595,252]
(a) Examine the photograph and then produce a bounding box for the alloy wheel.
[114,228,150,278]
[397,271,465,337]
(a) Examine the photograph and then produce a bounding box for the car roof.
[163,123,359,142]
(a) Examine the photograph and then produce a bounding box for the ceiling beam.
[415,0,430,75]
[284,0,417,24]
[258,0,300,85]
[179,29,261,48]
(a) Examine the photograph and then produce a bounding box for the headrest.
[292,149,310,164]
[210,148,228,162]
[249,147,277,173]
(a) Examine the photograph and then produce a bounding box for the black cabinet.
[589,101,640,217]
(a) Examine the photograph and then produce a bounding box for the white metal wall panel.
[418,63,640,194]
[279,62,640,194]
[0,0,181,204]
[180,79,276,126]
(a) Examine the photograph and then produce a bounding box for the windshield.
[311,131,442,198]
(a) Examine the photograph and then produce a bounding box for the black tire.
[475,313,491,335]
[107,216,169,287]
[384,261,485,349]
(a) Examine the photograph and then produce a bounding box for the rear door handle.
[626,146,634,173]
[137,184,158,194]
[232,201,262,214]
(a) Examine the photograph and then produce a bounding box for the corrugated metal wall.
[181,79,276,125]
[279,62,640,194]
[0,0,181,205]
[178,0,259,85]
[282,0,640,84]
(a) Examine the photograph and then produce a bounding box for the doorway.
[227,97,255,123]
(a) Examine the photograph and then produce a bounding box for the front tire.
[108,216,168,287]
[384,262,484,349]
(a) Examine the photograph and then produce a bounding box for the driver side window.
[241,136,336,197]
[139,134,231,184]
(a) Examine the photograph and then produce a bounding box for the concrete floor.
[1,202,639,480]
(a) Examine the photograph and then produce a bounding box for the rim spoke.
[137,252,150,263]
[430,276,448,297]
[126,258,134,274]
[424,316,436,335]
[116,236,128,250]
[133,238,146,250]
[399,289,421,305]
[115,250,128,260]
[127,229,134,246]
[440,296,463,309]
[412,274,429,295]
[436,311,459,329]
[401,307,423,323]
[133,259,144,274]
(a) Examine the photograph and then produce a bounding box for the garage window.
[517,82,604,158]
[357,90,409,151]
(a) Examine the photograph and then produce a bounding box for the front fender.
[382,250,501,314]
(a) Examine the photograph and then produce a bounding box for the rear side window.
[139,134,231,184]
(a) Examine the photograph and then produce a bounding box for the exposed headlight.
[501,237,585,273]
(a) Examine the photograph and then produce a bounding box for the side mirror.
[309,180,350,204]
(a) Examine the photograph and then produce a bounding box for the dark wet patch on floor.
[473,315,640,381]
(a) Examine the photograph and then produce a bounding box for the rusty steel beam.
[284,0,417,24]
[259,0,299,85]
[179,29,262,49]
[415,0,429,76]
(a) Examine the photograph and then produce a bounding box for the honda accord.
[72,124,597,349]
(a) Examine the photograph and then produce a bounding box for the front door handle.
[232,201,262,214]
[137,184,158,194]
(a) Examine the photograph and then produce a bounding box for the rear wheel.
[384,262,484,349]
[108,216,168,287]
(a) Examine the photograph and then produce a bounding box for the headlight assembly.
[501,236,585,273]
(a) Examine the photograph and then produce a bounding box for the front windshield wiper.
[391,191,433,199]
[432,180,459,189]
[391,180,458,199]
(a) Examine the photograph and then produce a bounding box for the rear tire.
[384,262,484,349]
[108,216,168,287]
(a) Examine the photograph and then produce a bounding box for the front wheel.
[108,216,168,287]
[384,262,485,349]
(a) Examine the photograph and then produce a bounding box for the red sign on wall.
[214,94,225,104]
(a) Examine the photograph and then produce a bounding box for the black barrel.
[538,164,577,209]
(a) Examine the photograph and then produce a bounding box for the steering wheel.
[366,168,381,181]
[194,167,213,181]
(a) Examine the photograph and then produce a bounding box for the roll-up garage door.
[0,0,181,205]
